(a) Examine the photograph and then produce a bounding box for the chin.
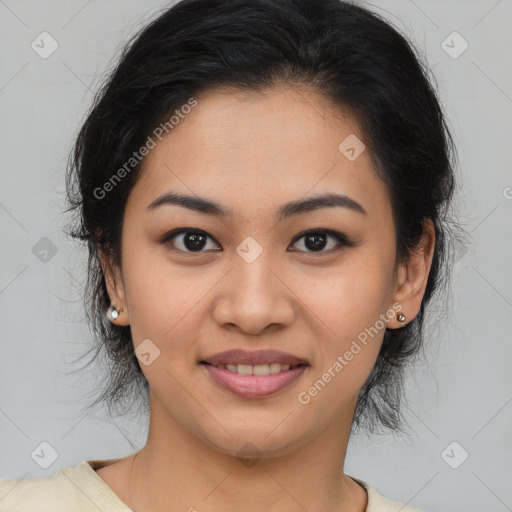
[197,423,306,462]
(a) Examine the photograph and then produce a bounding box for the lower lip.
[201,364,308,398]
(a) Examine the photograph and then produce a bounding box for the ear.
[99,249,130,326]
[387,219,436,329]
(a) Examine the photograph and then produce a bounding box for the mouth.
[198,349,309,398]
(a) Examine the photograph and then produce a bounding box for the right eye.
[159,228,221,253]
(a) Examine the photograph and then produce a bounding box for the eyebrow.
[146,191,368,220]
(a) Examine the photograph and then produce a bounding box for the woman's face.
[103,84,431,458]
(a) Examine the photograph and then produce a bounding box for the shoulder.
[0,459,130,512]
[350,476,425,512]
[0,466,80,511]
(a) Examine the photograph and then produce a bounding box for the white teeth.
[269,363,282,374]
[253,364,270,376]
[218,363,294,375]
[237,364,253,375]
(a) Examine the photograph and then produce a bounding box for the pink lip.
[201,363,308,398]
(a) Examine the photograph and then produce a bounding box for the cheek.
[295,245,395,388]
[119,234,180,340]
[120,235,219,359]
[296,271,389,410]
[304,247,395,334]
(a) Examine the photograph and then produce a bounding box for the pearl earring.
[397,313,406,326]
[109,305,123,320]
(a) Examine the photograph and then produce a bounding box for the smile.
[200,362,308,398]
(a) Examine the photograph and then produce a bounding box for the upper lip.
[201,349,308,366]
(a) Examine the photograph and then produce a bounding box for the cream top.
[0,458,424,511]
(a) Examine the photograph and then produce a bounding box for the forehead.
[127,84,391,220]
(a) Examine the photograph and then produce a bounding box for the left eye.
[160,228,353,254]
[289,229,353,253]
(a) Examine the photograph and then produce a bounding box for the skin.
[98,83,435,512]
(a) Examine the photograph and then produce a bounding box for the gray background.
[0,1,511,511]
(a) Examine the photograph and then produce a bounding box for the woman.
[0,0,458,510]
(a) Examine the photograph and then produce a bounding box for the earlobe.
[388,220,436,329]
[99,250,130,326]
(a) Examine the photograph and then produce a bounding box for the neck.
[127,396,367,512]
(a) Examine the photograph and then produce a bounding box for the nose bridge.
[212,235,294,334]
[232,234,280,303]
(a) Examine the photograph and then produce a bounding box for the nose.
[211,247,296,337]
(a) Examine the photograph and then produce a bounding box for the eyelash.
[159,228,355,255]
